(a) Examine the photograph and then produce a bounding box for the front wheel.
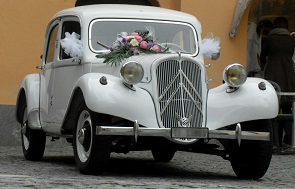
[226,119,273,179]
[151,138,176,162]
[73,102,112,175]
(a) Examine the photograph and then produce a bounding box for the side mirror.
[211,52,220,60]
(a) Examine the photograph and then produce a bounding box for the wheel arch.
[16,88,27,123]
[61,87,85,135]
[207,78,279,130]
[15,74,42,129]
[62,73,158,132]
[61,86,113,135]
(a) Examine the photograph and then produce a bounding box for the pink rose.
[151,45,161,53]
[131,32,139,36]
[140,41,148,49]
[134,35,143,42]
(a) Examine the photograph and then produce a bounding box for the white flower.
[115,32,128,44]
[126,36,135,40]
[146,26,155,39]
[130,39,139,47]
[120,32,128,38]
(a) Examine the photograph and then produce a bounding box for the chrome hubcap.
[76,110,93,163]
[22,108,29,150]
[21,123,27,136]
[78,128,86,145]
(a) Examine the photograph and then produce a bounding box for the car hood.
[126,53,195,83]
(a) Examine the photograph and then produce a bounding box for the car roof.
[53,4,200,25]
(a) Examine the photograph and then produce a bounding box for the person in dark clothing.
[260,17,295,148]
[75,0,160,7]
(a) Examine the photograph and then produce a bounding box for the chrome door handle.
[36,65,44,70]
[72,59,81,64]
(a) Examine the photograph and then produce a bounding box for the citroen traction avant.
[16,4,278,179]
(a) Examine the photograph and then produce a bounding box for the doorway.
[246,0,295,77]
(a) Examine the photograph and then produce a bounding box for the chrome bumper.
[96,122,270,145]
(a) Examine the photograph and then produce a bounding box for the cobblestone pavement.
[0,139,294,189]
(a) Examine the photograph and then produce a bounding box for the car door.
[45,17,83,134]
[40,19,60,129]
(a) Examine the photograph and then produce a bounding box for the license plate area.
[171,127,208,139]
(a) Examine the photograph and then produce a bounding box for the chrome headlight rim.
[223,63,247,88]
[120,61,144,85]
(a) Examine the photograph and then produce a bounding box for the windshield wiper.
[97,41,110,49]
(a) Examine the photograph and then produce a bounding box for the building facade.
[1,0,293,105]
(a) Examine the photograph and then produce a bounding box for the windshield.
[89,19,198,55]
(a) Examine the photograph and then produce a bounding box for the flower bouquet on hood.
[96,30,169,66]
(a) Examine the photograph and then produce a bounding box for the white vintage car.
[15,4,278,179]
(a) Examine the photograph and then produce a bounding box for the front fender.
[75,73,159,128]
[15,74,42,129]
[207,78,279,130]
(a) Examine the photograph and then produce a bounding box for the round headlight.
[223,63,247,87]
[120,61,144,85]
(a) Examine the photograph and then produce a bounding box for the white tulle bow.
[200,33,220,58]
[60,32,82,57]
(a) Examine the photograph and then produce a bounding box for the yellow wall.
[181,0,250,87]
[0,0,76,105]
[0,0,249,104]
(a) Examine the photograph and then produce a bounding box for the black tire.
[73,100,112,175]
[228,119,273,179]
[20,97,46,161]
[151,138,176,162]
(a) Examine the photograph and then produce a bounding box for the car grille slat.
[156,59,203,129]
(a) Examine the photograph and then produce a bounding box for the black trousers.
[278,105,293,146]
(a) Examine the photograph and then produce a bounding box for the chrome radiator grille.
[156,59,203,128]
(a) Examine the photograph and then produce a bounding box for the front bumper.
[96,121,270,145]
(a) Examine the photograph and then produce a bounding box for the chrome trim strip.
[209,130,270,141]
[96,126,270,141]
[96,126,171,138]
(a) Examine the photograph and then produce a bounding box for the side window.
[46,24,59,63]
[60,21,81,60]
